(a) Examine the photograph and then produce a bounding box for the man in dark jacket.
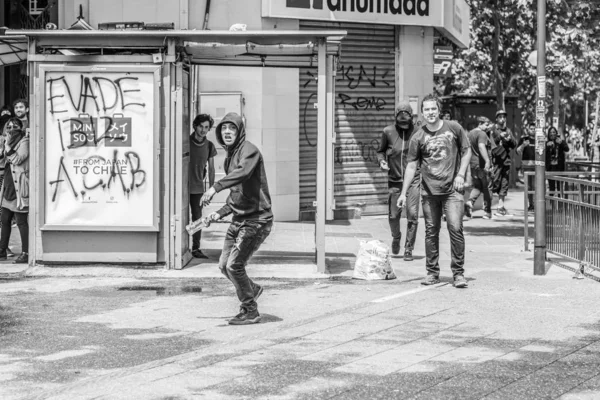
[376,101,420,261]
[201,112,273,325]
[490,109,516,216]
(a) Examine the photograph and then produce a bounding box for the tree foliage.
[438,0,600,127]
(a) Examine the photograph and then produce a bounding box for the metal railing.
[524,171,600,275]
[566,161,600,176]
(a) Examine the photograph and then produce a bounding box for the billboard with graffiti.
[41,66,159,230]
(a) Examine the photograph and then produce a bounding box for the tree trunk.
[492,2,506,110]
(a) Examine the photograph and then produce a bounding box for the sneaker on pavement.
[14,252,28,264]
[453,275,468,288]
[483,212,492,220]
[464,201,473,219]
[253,284,263,301]
[421,275,440,286]
[191,249,208,259]
[403,250,414,262]
[7,248,15,257]
[229,308,262,325]
[391,238,401,255]
[0,249,6,261]
[494,207,507,217]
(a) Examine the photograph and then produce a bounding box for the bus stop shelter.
[4,29,345,273]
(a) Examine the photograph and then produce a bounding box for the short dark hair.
[12,98,28,110]
[193,114,214,130]
[476,116,491,124]
[421,93,442,113]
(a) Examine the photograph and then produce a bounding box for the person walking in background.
[201,112,273,325]
[189,114,217,259]
[398,94,471,288]
[376,101,421,261]
[490,109,516,217]
[546,126,570,195]
[517,122,537,212]
[0,118,29,264]
[464,116,493,220]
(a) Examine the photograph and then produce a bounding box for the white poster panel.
[44,68,156,230]
[262,0,443,27]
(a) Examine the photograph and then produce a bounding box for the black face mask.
[395,112,412,130]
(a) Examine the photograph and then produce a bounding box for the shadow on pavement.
[465,225,533,238]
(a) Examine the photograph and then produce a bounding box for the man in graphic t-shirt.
[189,114,217,259]
[398,93,471,288]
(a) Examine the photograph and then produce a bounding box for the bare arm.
[478,142,491,169]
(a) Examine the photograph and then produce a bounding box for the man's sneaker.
[494,207,507,217]
[464,202,473,219]
[483,212,492,220]
[403,250,414,261]
[453,275,468,288]
[14,252,28,264]
[253,284,264,301]
[7,248,15,257]
[527,205,535,213]
[391,238,401,255]
[229,308,262,325]
[0,249,7,261]
[421,275,440,285]
[191,249,208,259]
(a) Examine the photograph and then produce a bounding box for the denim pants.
[189,193,204,250]
[219,219,273,312]
[422,190,465,278]
[388,178,420,251]
[468,167,492,214]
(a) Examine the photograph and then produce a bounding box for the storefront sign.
[262,0,470,47]
[433,46,453,77]
[42,67,158,230]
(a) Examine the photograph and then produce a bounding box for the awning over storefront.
[0,35,27,66]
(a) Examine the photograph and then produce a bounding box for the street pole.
[534,0,547,275]
[553,64,561,136]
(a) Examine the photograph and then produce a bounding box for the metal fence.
[524,171,600,275]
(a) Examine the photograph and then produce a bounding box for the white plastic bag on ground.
[353,240,396,280]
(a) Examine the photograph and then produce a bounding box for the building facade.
[55,0,470,221]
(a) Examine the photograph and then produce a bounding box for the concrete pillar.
[397,26,435,114]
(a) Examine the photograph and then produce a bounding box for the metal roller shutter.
[300,21,396,216]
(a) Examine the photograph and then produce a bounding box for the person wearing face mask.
[188,114,217,259]
[0,118,29,264]
[200,113,273,325]
[376,101,420,261]
[489,109,516,216]
[545,126,569,195]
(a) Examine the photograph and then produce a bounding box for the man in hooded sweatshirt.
[201,112,273,325]
[376,101,421,261]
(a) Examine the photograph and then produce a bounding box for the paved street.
[2,189,600,399]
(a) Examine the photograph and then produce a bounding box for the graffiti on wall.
[44,70,155,228]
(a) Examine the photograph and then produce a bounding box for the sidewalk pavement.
[5,188,600,399]
[5,188,544,281]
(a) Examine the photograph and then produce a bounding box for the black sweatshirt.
[213,113,273,222]
[376,123,419,189]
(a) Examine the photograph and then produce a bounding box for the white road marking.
[370,283,448,303]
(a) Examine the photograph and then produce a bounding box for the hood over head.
[395,101,414,131]
[215,112,246,151]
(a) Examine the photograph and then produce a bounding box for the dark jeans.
[422,191,465,278]
[219,219,273,312]
[388,179,420,251]
[491,164,510,197]
[468,167,492,214]
[0,207,28,254]
[189,193,204,250]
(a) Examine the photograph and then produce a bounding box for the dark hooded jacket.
[376,103,420,189]
[213,113,273,222]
